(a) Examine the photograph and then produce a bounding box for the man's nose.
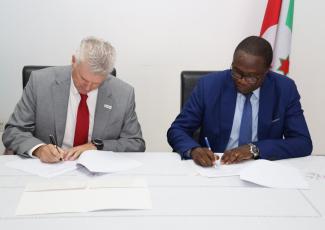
[85,82,92,92]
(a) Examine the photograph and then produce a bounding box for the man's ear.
[72,55,76,65]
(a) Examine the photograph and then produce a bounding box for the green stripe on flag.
[286,0,294,30]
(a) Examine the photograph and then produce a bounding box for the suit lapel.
[52,68,71,146]
[92,78,113,139]
[258,74,275,140]
[219,75,237,148]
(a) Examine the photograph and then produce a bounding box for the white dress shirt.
[28,76,98,156]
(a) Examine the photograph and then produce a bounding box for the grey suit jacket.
[2,66,145,157]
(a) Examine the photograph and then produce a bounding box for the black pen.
[49,134,63,161]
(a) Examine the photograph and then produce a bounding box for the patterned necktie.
[238,93,253,146]
[73,94,89,147]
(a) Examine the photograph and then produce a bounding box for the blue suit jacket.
[167,70,312,160]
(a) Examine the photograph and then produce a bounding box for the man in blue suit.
[167,36,312,167]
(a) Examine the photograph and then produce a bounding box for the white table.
[1,153,325,229]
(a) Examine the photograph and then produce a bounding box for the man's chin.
[236,86,251,95]
[78,89,88,95]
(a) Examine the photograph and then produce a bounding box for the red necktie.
[73,94,89,147]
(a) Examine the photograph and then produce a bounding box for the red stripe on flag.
[260,0,282,36]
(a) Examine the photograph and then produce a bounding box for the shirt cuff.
[28,143,46,158]
[184,148,192,159]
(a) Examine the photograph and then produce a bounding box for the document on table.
[6,159,77,178]
[192,154,309,189]
[77,150,142,173]
[240,159,309,189]
[192,153,254,177]
[6,150,142,178]
[16,177,152,215]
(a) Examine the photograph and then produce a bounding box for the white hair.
[75,36,116,76]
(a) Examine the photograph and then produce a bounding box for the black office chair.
[181,70,218,107]
[22,66,117,89]
[180,70,216,142]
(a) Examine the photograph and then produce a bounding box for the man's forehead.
[233,51,266,69]
[76,64,105,82]
[234,50,264,60]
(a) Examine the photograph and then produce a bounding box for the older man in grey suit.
[2,36,145,163]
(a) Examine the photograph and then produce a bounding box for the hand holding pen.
[32,144,64,164]
[190,137,219,167]
[32,134,64,163]
[204,137,219,164]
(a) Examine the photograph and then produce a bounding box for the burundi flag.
[260,0,294,75]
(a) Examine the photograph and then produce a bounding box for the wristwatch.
[248,143,259,159]
[91,139,104,150]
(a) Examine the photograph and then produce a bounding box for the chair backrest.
[181,71,215,108]
[180,70,216,143]
[22,66,117,89]
[22,66,50,89]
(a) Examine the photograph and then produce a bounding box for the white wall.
[0,0,324,154]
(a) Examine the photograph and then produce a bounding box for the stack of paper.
[193,160,254,177]
[76,150,142,173]
[6,150,142,178]
[6,159,77,178]
[191,153,254,177]
[192,154,309,189]
[16,177,152,215]
[240,159,309,189]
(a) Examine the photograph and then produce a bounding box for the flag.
[260,0,294,75]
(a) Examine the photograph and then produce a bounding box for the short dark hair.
[234,36,273,68]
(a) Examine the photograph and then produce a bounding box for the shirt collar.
[238,87,260,100]
[252,87,260,100]
[70,76,80,96]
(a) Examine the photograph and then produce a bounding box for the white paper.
[6,151,142,178]
[77,150,142,173]
[87,177,148,188]
[16,177,152,215]
[6,159,77,178]
[25,180,87,191]
[240,159,309,189]
[193,153,255,177]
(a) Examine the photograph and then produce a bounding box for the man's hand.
[33,144,65,163]
[191,147,219,167]
[221,144,253,165]
[64,143,96,161]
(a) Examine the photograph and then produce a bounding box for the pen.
[205,136,219,166]
[49,134,63,161]
[204,137,211,151]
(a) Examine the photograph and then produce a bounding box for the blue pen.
[204,137,211,151]
[205,136,219,166]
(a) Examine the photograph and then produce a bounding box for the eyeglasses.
[231,66,265,84]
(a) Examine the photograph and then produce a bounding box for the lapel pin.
[104,104,112,110]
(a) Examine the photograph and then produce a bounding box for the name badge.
[104,104,112,110]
